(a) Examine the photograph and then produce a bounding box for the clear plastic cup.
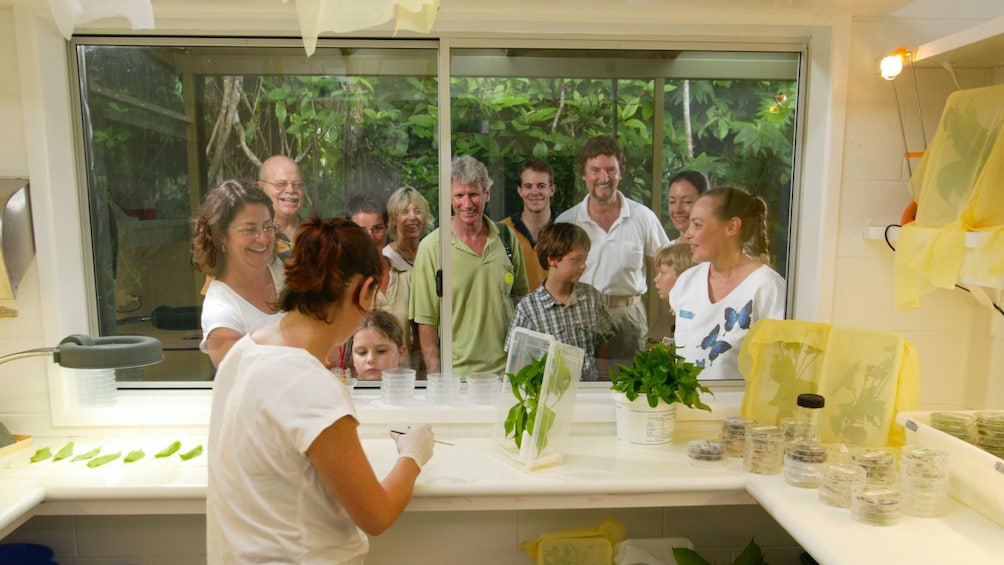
[465,373,501,405]
[381,368,416,405]
[426,373,461,406]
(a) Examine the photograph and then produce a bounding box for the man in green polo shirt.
[410,156,529,374]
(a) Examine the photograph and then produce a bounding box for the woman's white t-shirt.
[669,263,786,380]
[207,336,366,564]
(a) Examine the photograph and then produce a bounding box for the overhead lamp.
[0,335,163,452]
[880,46,910,80]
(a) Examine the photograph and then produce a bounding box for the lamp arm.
[0,348,58,366]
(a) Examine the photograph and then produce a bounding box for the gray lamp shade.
[54,334,163,369]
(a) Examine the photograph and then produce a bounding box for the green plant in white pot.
[610,340,713,444]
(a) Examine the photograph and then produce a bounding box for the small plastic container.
[793,393,825,443]
[466,373,502,405]
[851,483,901,526]
[721,416,756,458]
[818,461,867,508]
[743,424,784,475]
[851,447,898,485]
[687,440,726,468]
[330,368,357,389]
[784,439,828,488]
[426,373,461,406]
[381,368,416,405]
[900,445,950,517]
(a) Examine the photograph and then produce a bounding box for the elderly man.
[501,156,557,290]
[256,155,304,260]
[555,136,669,373]
[410,156,529,374]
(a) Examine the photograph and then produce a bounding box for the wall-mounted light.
[880,46,910,80]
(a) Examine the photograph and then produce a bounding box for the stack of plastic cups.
[77,368,118,406]
[721,416,756,458]
[465,373,501,406]
[974,411,1004,458]
[687,440,726,468]
[743,424,784,475]
[819,459,867,508]
[900,445,950,517]
[930,411,976,443]
[851,447,898,485]
[426,373,461,406]
[381,368,416,405]
[851,482,901,526]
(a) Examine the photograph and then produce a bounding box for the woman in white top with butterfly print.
[669,187,786,380]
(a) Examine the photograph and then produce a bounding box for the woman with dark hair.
[666,169,710,242]
[192,179,285,367]
[669,187,786,381]
[207,217,435,564]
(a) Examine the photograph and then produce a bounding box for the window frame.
[28,27,841,428]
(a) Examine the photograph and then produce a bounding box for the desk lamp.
[0,334,163,451]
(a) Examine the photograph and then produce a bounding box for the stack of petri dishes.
[851,447,898,485]
[743,424,784,475]
[851,483,901,526]
[784,440,829,488]
[381,368,416,405]
[818,461,866,508]
[975,411,1004,458]
[930,411,976,443]
[721,416,756,458]
[687,440,726,468]
[465,373,502,405]
[426,373,461,406]
[900,445,950,517]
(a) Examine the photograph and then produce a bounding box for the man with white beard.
[257,155,304,260]
[555,136,669,375]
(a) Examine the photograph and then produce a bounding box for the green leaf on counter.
[179,444,203,461]
[52,441,74,462]
[155,440,181,458]
[30,447,52,463]
[124,449,145,463]
[86,452,121,468]
[72,446,102,462]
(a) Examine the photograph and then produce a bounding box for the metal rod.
[0,348,56,366]
[389,429,454,446]
[908,55,928,144]
[891,80,913,177]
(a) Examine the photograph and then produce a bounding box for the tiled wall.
[4,505,805,565]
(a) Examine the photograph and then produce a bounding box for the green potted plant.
[610,340,713,444]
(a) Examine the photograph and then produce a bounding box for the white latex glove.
[389,424,435,469]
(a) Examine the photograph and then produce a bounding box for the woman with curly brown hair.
[192,179,285,367]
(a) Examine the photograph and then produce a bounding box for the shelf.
[913,16,1004,68]
[865,225,1004,289]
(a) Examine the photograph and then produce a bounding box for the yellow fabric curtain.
[894,84,1004,309]
[289,0,440,56]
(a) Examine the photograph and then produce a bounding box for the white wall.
[1,0,1003,562]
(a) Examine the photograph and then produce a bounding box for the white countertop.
[1,431,1002,565]
[747,474,1004,565]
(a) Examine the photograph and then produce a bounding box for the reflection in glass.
[73,40,798,387]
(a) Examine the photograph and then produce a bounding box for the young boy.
[649,242,696,342]
[504,223,616,381]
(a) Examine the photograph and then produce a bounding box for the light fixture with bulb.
[880,46,910,80]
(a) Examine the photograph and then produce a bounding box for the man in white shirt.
[555,136,669,374]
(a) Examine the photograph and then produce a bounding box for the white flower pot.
[611,390,678,445]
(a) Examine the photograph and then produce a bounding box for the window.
[71,38,801,387]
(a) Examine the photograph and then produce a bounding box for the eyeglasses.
[259,179,304,190]
[233,223,279,238]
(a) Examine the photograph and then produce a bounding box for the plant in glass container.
[610,340,713,444]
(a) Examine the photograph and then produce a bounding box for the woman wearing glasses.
[193,180,285,367]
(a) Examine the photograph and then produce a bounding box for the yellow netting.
[739,319,919,447]
[895,84,1004,309]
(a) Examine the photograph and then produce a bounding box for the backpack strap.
[495,220,514,264]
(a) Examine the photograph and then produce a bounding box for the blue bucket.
[0,543,59,564]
